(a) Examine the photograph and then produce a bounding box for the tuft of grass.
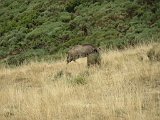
[54,70,64,79]
[147,44,160,61]
[70,75,87,85]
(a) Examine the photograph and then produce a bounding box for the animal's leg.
[87,62,90,67]
[87,59,91,67]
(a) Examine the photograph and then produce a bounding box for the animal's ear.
[96,47,101,52]
[98,47,101,50]
[94,48,99,53]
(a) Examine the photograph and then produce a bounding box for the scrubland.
[1,0,160,63]
[0,44,160,120]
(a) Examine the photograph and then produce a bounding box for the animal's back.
[68,45,84,55]
[71,44,96,51]
[81,44,98,53]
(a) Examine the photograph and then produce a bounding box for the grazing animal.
[67,44,101,66]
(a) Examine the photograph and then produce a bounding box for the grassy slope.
[0,43,160,120]
[0,0,160,64]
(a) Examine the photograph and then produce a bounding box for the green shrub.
[6,48,47,66]
[136,0,158,5]
[65,0,81,13]
[6,54,25,66]
[65,0,104,13]
[0,50,8,59]
[59,12,72,22]
[124,1,141,18]
[103,38,128,49]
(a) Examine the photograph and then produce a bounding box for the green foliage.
[0,0,160,65]
[65,0,106,13]
[135,0,158,5]
[5,48,47,65]
[65,0,81,13]
[6,54,26,66]
[59,12,72,22]
[0,49,8,59]
[124,1,141,18]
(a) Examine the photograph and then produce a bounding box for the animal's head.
[67,54,74,64]
[95,47,101,53]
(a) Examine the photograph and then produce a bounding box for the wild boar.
[67,44,101,66]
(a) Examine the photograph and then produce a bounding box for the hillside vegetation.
[0,0,160,65]
[0,43,160,120]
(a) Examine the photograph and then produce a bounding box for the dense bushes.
[65,0,105,12]
[5,48,47,65]
[0,0,160,65]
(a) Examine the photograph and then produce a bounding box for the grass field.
[0,44,160,120]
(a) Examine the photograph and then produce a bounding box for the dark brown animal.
[87,52,101,67]
[67,44,101,66]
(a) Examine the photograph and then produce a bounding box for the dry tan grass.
[0,44,160,120]
[147,43,160,61]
